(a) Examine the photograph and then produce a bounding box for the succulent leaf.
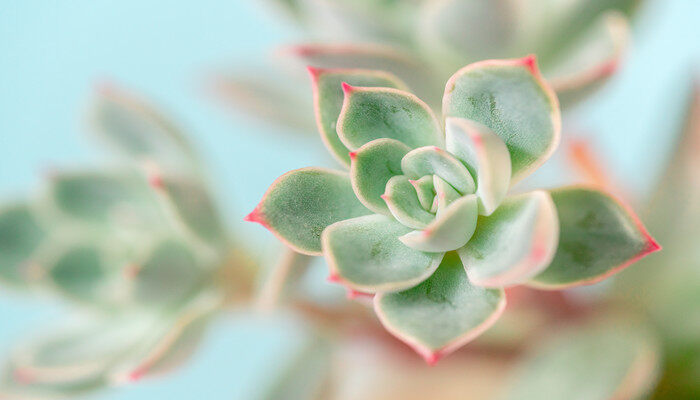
[400,146,475,194]
[153,174,227,250]
[247,168,372,255]
[337,86,444,151]
[383,176,435,229]
[500,318,659,400]
[442,56,561,183]
[432,175,460,217]
[458,191,559,287]
[0,203,46,286]
[321,214,444,293]
[90,84,198,169]
[411,176,436,210]
[445,117,511,215]
[547,11,629,108]
[309,68,408,166]
[349,138,411,215]
[374,252,505,365]
[530,187,660,289]
[399,194,478,252]
[45,243,111,304]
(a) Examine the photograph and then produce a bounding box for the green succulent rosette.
[248,56,659,364]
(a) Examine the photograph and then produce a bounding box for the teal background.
[0,1,698,398]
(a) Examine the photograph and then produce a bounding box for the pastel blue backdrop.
[0,1,698,398]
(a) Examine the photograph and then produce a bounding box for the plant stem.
[256,247,312,311]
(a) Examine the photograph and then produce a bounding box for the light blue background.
[0,1,698,398]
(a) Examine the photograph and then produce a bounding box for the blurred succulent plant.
[0,85,253,398]
[246,56,659,364]
[214,0,639,133]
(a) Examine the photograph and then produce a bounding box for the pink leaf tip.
[243,208,268,228]
[346,289,372,299]
[422,351,442,366]
[520,54,538,75]
[380,194,389,201]
[348,151,357,160]
[306,66,322,82]
[148,173,163,189]
[327,273,341,283]
[123,263,141,279]
[341,82,355,94]
[13,368,34,385]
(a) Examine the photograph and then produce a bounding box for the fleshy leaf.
[410,176,435,210]
[285,43,440,105]
[0,203,46,286]
[246,168,371,255]
[337,86,443,151]
[401,146,475,194]
[458,191,559,287]
[349,138,411,215]
[131,238,207,307]
[309,68,407,166]
[152,173,226,250]
[443,56,561,183]
[500,319,659,400]
[47,170,163,230]
[322,214,444,293]
[547,12,629,108]
[433,175,460,217]
[400,194,478,252]
[374,252,505,365]
[445,117,511,215]
[89,84,197,169]
[530,187,660,289]
[383,176,435,229]
[45,243,110,304]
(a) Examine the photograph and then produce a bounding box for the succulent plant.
[0,85,251,398]
[246,56,659,364]
[215,0,639,133]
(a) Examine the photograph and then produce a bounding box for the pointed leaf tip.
[348,151,357,160]
[341,82,354,94]
[520,54,538,75]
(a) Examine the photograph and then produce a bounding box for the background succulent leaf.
[400,146,475,194]
[309,68,408,166]
[247,167,371,255]
[322,214,444,293]
[44,242,113,305]
[337,86,444,151]
[530,187,660,289]
[0,203,46,287]
[546,11,629,108]
[499,318,659,400]
[349,138,412,215]
[288,43,440,105]
[374,252,505,365]
[383,176,435,229]
[89,84,198,170]
[445,117,511,215]
[399,194,478,252]
[442,57,561,183]
[458,190,559,287]
[153,174,227,251]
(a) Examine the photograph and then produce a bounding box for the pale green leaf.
[375,252,505,364]
[322,214,444,293]
[458,191,558,287]
[383,176,435,229]
[0,203,46,286]
[530,187,659,289]
[247,168,371,255]
[401,146,475,194]
[443,57,560,183]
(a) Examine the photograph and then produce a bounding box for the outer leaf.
[337,86,443,151]
[309,68,408,166]
[399,194,478,252]
[45,243,109,304]
[443,56,561,183]
[458,191,558,287]
[89,84,197,169]
[375,252,505,365]
[401,146,475,194]
[349,138,411,215]
[322,214,444,293]
[0,203,46,286]
[500,319,659,400]
[383,176,435,229]
[246,168,371,255]
[445,117,511,215]
[530,187,660,289]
